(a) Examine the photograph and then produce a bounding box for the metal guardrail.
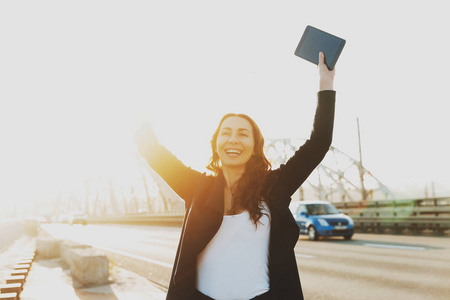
[89,214,184,227]
[87,197,450,236]
[334,197,450,235]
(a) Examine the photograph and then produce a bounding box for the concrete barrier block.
[10,270,28,278]
[6,275,25,284]
[0,283,22,294]
[18,259,33,265]
[11,268,29,276]
[21,253,35,261]
[0,293,17,300]
[36,238,62,258]
[14,264,30,271]
[70,248,109,286]
[60,240,91,267]
[21,256,35,262]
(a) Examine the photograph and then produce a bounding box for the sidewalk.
[0,236,167,300]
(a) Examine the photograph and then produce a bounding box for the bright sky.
[1,1,449,214]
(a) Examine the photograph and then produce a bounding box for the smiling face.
[216,116,255,171]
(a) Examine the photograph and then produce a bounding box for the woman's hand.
[318,52,335,91]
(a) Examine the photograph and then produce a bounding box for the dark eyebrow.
[220,127,250,132]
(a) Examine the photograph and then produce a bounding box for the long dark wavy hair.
[207,113,272,226]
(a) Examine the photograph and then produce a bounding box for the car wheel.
[344,234,353,240]
[308,226,318,241]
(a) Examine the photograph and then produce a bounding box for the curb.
[98,246,171,291]
[0,251,35,300]
[39,227,171,291]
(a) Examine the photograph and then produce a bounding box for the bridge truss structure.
[265,138,395,203]
[37,140,394,219]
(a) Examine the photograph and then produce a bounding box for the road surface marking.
[96,245,173,268]
[364,243,426,251]
[295,253,316,258]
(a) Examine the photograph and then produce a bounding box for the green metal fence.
[88,197,450,236]
[334,197,450,235]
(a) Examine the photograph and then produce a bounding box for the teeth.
[225,149,242,155]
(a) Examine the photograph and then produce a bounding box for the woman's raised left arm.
[272,52,336,198]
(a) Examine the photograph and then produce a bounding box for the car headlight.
[317,218,329,226]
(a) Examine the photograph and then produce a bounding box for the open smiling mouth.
[225,149,242,157]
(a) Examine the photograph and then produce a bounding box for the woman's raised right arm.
[134,118,203,206]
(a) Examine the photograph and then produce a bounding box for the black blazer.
[142,91,336,300]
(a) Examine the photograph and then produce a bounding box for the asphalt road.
[41,224,450,300]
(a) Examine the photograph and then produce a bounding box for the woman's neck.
[222,166,245,188]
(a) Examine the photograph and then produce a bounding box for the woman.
[135,52,336,300]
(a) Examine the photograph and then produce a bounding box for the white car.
[69,212,88,225]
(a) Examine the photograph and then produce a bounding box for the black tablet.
[294,25,345,70]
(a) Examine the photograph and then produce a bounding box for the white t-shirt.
[196,205,271,300]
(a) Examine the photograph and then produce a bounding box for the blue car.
[293,200,354,240]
